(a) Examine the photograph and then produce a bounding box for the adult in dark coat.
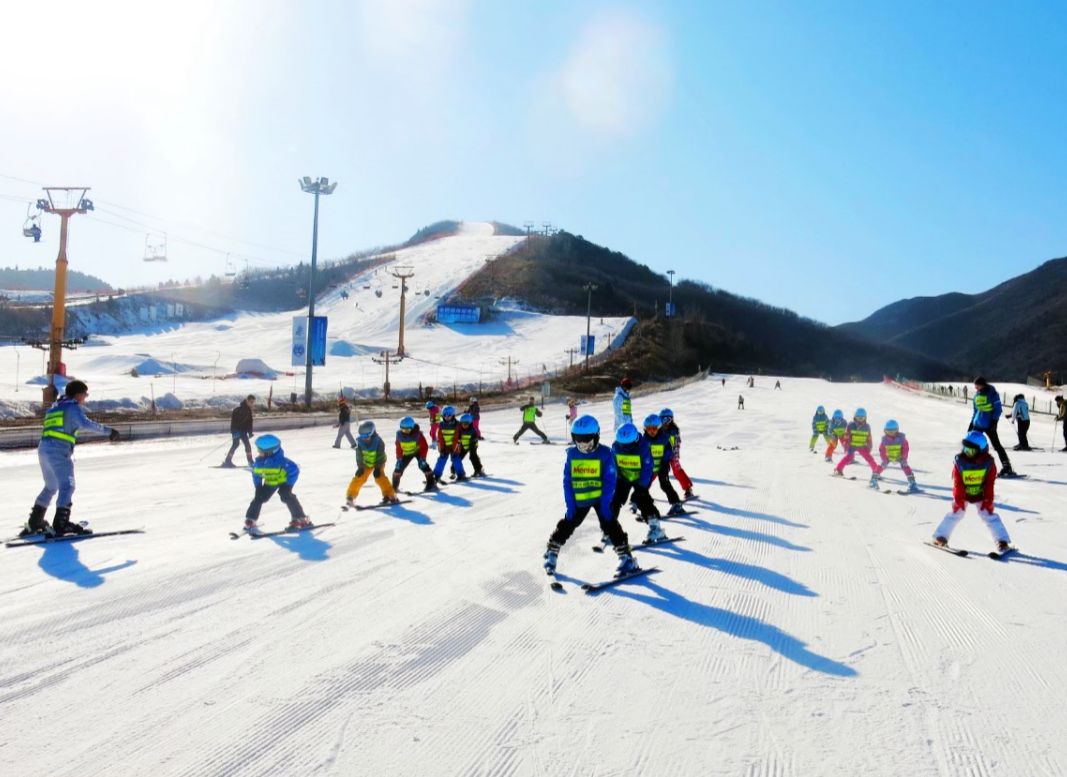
[223,394,256,467]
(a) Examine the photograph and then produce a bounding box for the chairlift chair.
[143,233,168,262]
[22,204,42,242]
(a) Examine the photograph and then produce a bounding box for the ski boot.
[19,504,54,538]
[472,469,486,478]
[244,518,260,534]
[614,545,640,577]
[683,488,697,501]
[831,469,844,478]
[868,473,880,490]
[423,475,439,492]
[645,518,668,544]
[220,459,236,469]
[287,516,313,531]
[52,507,90,536]
[391,473,402,492]
[996,540,1011,553]
[381,496,401,506]
[543,542,561,574]
[932,535,948,547]
[824,455,833,463]
[906,477,919,493]
[666,502,686,517]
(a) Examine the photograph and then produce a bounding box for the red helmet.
[620,377,632,390]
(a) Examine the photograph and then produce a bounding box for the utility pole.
[391,265,414,356]
[499,355,519,386]
[372,350,394,400]
[564,347,579,369]
[31,187,94,406]
[582,283,597,371]
[666,269,676,318]
[299,175,338,409]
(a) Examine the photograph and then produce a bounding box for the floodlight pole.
[392,267,415,357]
[299,176,337,409]
[582,283,597,371]
[666,270,675,317]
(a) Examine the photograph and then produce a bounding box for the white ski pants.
[934,504,1010,544]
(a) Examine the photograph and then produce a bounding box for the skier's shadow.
[607,580,857,677]
[384,504,434,525]
[268,532,332,561]
[665,514,811,552]
[36,543,137,588]
[1021,477,1067,488]
[1000,552,1067,573]
[639,543,817,597]
[479,476,525,487]
[697,500,808,529]
[691,477,753,489]
[909,490,1039,514]
[450,480,515,494]
[423,491,469,510]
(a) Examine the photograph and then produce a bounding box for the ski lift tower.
[33,187,94,406]
[391,265,414,357]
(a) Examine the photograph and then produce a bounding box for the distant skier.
[737,395,744,410]
[878,419,918,493]
[332,396,356,448]
[932,432,1012,554]
[513,396,550,444]
[969,377,1016,477]
[565,397,578,433]
[345,421,400,506]
[456,413,485,477]
[643,413,685,516]
[613,377,633,430]
[824,409,848,461]
[1057,396,1067,451]
[833,408,881,487]
[425,400,441,449]
[542,415,637,577]
[610,422,665,542]
[434,406,467,482]
[392,416,437,493]
[244,434,311,534]
[774,380,782,390]
[466,396,483,439]
[1009,394,1031,451]
[658,408,696,500]
[809,405,831,452]
[222,394,256,467]
[22,379,121,537]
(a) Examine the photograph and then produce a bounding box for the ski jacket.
[844,421,873,452]
[230,402,254,434]
[338,404,351,424]
[642,428,675,474]
[40,397,112,449]
[879,433,910,463]
[613,387,633,429]
[612,439,654,489]
[520,403,541,424]
[252,448,299,488]
[563,443,617,516]
[829,417,848,439]
[436,418,461,452]
[395,428,429,460]
[970,386,1002,431]
[662,420,683,460]
[812,412,829,434]
[426,404,441,425]
[467,401,481,420]
[457,424,479,452]
[952,451,996,512]
[354,433,388,475]
[1011,399,1030,423]
[1057,401,1066,422]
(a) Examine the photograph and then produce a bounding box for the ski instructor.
[968,377,1017,478]
[222,394,256,468]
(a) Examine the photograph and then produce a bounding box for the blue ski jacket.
[612,439,654,489]
[563,443,617,517]
[40,397,112,449]
[971,386,1002,431]
[251,448,300,488]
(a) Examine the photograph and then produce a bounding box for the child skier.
[392,416,437,493]
[244,434,311,534]
[456,413,485,477]
[613,377,633,430]
[565,397,578,432]
[878,419,918,493]
[833,408,881,487]
[466,397,483,439]
[643,413,686,516]
[542,415,638,577]
[658,408,696,500]
[346,421,400,506]
[425,400,441,449]
[809,405,832,452]
[610,422,665,542]
[932,432,1012,554]
[513,396,550,444]
[23,379,121,537]
[824,409,848,461]
[434,406,467,482]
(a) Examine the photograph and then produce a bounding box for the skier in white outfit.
[613,377,633,431]
[932,432,1012,553]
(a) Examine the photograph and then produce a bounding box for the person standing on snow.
[222,394,256,467]
[809,405,832,453]
[542,415,637,578]
[658,408,696,500]
[932,432,1012,554]
[346,421,400,506]
[609,422,664,542]
[737,395,744,410]
[1056,396,1067,451]
[456,413,486,477]
[565,397,578,433]
[878,419,918,493]
[642,413,686,516]
[425,400,441,449]
[22,379,121,537]
[243,434,311,534]
[1008,394,1031,451]
[466,397,483,439]
[824,409,848,461]
[513,396,550,444]
[392,416,437,493]
[613,377,633,430]
[969,377,1017,477]
[434,406,467,482]
[833,408,882,487]
[332,396,356,448]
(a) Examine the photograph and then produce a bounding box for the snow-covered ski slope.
[0,222,633,415]
[2,376,1066,776]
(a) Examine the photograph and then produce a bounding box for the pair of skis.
[340,499,413,512]
[549,566,661,593]
[5,528,145,548]
[924,541,1018,560]
[229,522,335,540]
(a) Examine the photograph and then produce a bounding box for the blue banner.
[310,316,328,366]
[580,334,595,356]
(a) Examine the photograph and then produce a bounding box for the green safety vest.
[615,452,642,482]
[440,426,456,446]
[961,466,987,498]
[523,405,537,423]
[570,458,602,502]
[833,424,847,438]
[254,466,287,487]
[459,430,474,451]
[974,393,993,413]
[850,429,869,447]
[884,442,903,461]
[41,408,76,444]
[814,419,827,432]
[399,437,418,456]
[621,397,632,416]
[649,443,665,469]
[361,448,379,468]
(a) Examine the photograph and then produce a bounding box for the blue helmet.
[358,420,376,438]
[442,405,456,419]
[659,408,674,422]
[854,408,867,419]
[571,415,600,452]
[255,433,281,455]
[424,401,435,409]
[615,423,640,445]
[399,416,416,432]
[643,414,663,433]
[832,409,844,419]
[459,413,473,424]
[816,405,825,414]
[884,419,899,433]
[962,431,988,456]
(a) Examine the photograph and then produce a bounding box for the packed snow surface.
[2,375,1066,775]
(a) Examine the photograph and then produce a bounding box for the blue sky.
[1,1,1065,324]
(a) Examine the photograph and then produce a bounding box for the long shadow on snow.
[695,500,809,529]
[478,475,525,487]
[607,579,856,677]
[448,479,516,494]
[419,491,469,510]
[907,489,1038,514]
[37,543,137,588]
[664,514,811,552]
[384,504,434,525]
[691,476,753,490]
[999,552,1067,573]
[267,532,332,561]
[639,543,817,597]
